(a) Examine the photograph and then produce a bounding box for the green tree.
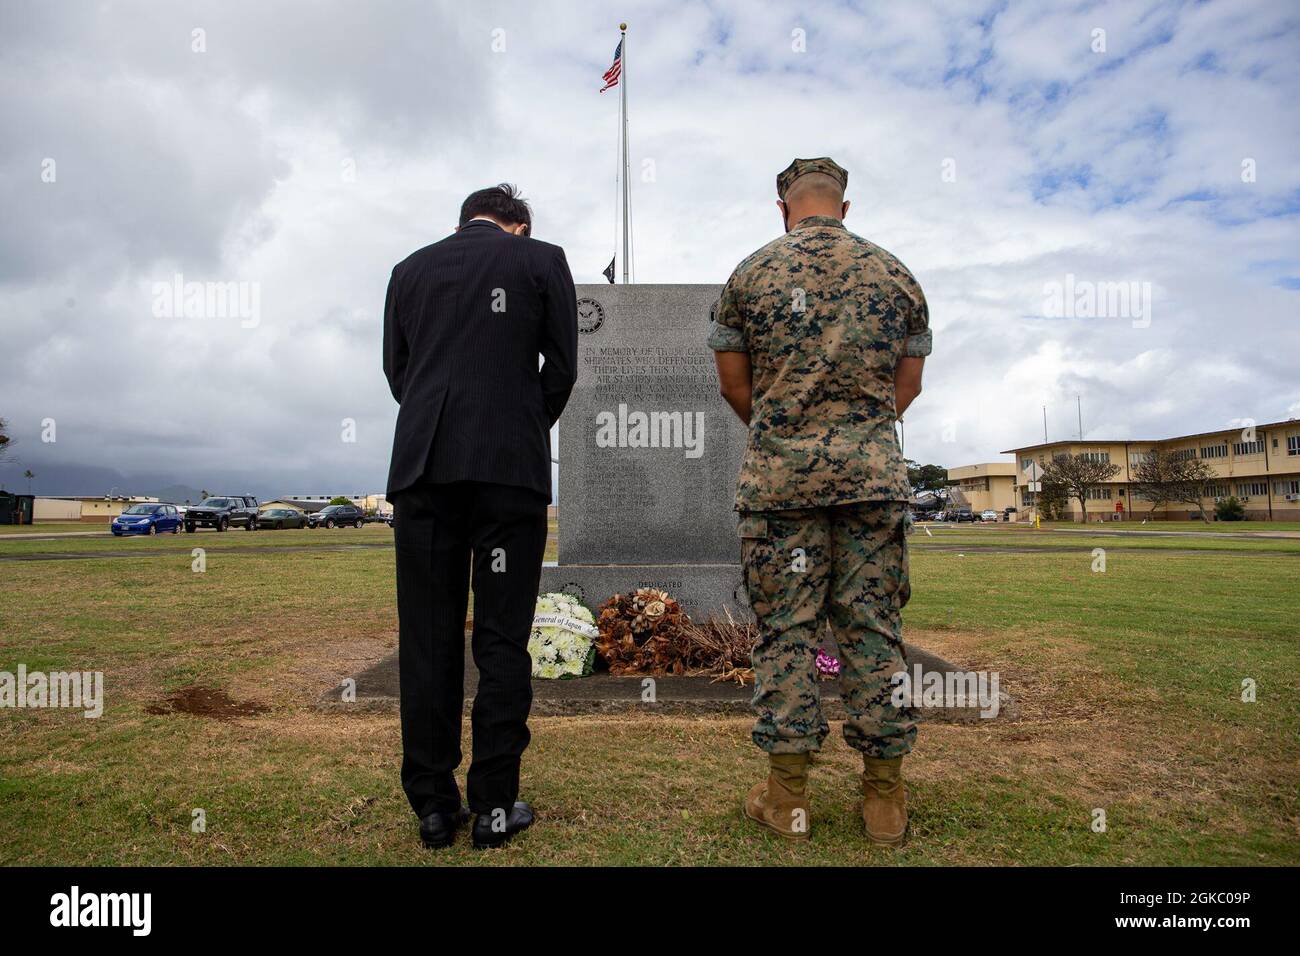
[905,460,949,494]
[1039,453,1122,523]
[0,417,13,464]
[1214,496,1245,521]
[329,496,353,506]
[1036,476,1070,520]
[1168,459,1219,523]
[1131,448,1217,521]
[1130,448,1176,516]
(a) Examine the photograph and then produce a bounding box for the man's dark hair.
[458,183,532,233]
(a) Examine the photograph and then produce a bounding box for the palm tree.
[23,469,34,493]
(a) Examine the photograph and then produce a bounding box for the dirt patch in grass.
[910,627,1109,725]
[145,686,270,721]
[250,634,396,705]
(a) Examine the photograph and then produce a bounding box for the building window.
[1170,448,1196,461]
[1080,451,1110,464]
[1022,490,1036,505]
[1232,438,1265,456]
[1200,444,1227,459]
[1236,482,1267,497]
[1085,487,1113,500]
[1203,483,1229,498]
[1289,435,1300,456]
[1276,480,1300,496]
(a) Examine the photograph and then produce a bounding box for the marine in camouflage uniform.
[708,157,931,842]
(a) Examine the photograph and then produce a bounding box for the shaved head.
[777,171,850,231]
[782,171,845,205]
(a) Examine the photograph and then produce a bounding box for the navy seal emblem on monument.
[576,297,605,335]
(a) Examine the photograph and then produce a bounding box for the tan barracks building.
[1004,419,1300,521]
[34,495,160,522]
[947,462,1018,513]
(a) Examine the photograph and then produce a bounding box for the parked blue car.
[111,503,183,536]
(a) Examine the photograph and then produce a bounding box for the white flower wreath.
[528,592,599,679]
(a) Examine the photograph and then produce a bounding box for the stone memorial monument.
[539,284,750,621]
[334,285,1010,720]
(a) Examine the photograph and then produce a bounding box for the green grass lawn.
[911,525,1300,554]
[985,519,1300,533]
[0,522,561,559]
[0,521,108,535]
[0,525,1295,865]
[0,524,387,550]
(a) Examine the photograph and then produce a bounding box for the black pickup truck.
[185,495,260,532]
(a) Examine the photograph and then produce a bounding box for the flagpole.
[619,22,630,284]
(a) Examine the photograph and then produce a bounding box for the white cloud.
[1,0,1297,494]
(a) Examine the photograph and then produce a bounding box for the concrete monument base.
[540,561,748,621]
[321,633,1018,724]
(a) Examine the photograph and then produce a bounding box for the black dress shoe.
[419,805,471,849]
[472,801,534,849]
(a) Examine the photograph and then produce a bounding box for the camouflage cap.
[776,157,848,200]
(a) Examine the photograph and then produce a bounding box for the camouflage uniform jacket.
[708,215,932,511]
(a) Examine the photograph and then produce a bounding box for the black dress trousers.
[394,479,548,817]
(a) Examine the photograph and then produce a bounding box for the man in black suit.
[383,184,577,849]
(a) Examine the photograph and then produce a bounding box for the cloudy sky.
[2,0,1297,499]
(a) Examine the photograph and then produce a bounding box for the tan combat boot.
[861,756,908,846]
[744,753,811,840]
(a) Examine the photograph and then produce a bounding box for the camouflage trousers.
[739,501,917,759]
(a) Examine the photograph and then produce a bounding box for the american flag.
[599,39,622,92]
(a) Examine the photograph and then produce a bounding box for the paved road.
[0,531,562,562]
[911,542,1298,557]
[917,522,1300,540]
[0,541,397,561]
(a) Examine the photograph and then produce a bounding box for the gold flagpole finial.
[620,22,627,31]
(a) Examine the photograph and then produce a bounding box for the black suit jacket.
[384,219,578,499]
